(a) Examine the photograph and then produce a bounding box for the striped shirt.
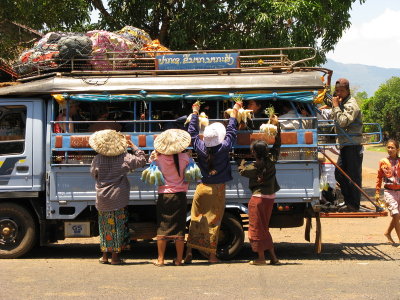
[90,151,146,211]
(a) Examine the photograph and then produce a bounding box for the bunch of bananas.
[141,163,165,186]
[260,106,277,137]
[225,108,253,123]
[184,159,203,182]
[184,112,209,128]
[259,123,277,137]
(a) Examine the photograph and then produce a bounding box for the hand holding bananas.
[184,100,209,128]
[225,99,252,123]
[149,150,158,161]
[259,106,278,137]
[374,192,387,208]
[192,100,201,114]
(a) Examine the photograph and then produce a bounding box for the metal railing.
[14,47,318,80]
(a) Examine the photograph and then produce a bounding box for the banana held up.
[225,108,253,123]
[260,106,277,137]
[184,112,209,128]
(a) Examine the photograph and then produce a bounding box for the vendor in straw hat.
[150,129,191,266]
[89,129,146,265]
[184,99,242,264]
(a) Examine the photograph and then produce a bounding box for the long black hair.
[250,140,270,183]
[206,148,217,176]
[173,153,180,176]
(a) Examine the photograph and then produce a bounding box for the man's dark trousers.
[335,145,363,210]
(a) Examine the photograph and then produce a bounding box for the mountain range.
[322,59,400,97]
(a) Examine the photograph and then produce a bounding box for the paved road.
[2,149,399,300]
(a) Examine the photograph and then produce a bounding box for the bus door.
[0,101,34,191]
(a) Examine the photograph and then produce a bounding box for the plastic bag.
[141,162,165,186]
[184,158,203,182]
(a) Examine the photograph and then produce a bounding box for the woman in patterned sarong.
[184,100,241,264]
[90,130,146,265]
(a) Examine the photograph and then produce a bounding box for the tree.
[354,90,368,106]
[0,0,92,61]
[362,77,400,139]
[1,0,365,64]
[101,0,365,65]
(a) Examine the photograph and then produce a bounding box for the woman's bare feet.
[384,232,396,244]
[208,253,221,264]
[184,252,193,264]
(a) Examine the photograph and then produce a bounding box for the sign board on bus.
[155,53,239,70]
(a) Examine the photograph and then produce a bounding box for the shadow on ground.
[26,239,397,262]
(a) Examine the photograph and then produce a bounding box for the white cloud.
[327,9,400,68]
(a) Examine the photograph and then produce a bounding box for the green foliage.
[102,0,365,65]
[0,0,365,65]
[362,77,400,139]
[0,0,92,61]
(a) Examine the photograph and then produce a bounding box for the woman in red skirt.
[238,114,281,265]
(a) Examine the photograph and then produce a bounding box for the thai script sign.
[156,53,239,70]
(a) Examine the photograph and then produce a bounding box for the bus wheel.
[217,212,245,260]
[198,212,244,260]
[0,203,37,259]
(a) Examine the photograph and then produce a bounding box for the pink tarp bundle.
[86,30,135,70]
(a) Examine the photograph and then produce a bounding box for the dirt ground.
[2,151,399,300]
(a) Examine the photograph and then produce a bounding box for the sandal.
[249,260,267,266]
[111,259,126,265]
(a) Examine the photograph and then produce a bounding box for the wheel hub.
[0,219,18,244]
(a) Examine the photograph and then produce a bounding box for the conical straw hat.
[89,129,128,156]
[154,129,191,155]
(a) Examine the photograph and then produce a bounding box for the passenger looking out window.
[54,101,80,133]
[88,103,122,132]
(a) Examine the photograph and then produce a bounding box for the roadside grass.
[365,144,386,152]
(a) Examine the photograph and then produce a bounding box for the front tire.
[0,203,37,258]
[216,212,244,260]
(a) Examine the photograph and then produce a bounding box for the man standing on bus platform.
[324,78,363,212]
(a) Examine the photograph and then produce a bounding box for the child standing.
[238,114,281,265]
[375,139,400,244]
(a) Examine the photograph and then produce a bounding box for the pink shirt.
[153,153,190,194]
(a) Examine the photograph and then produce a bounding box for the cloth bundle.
[13,26,170,76]
[184,158,203,182]
[115,26,152,50]
[141,162,165,186]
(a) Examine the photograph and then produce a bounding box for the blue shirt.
[188,114,238,184]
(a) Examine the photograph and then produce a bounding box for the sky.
[326,0,400,68]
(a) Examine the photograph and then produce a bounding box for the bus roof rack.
[14,47,319,81]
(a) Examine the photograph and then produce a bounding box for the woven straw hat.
[154,129,191,155]
[89,129,128,156]
[203,122,226,147]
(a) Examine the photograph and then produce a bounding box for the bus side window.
[0,106,26,155]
